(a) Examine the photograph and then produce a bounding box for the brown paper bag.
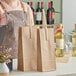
[18,26,37,71]
[37,27,56,72]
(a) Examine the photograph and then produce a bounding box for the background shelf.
[21,0,62,24]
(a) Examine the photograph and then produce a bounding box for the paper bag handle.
[42,9,47,26]
[29,26,32,39]
[38,25,48,40]
[45,27,48,40]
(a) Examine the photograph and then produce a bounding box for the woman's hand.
[0,5,7,26]
[54,24,63,36]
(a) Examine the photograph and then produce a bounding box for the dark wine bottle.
[30,2,34,17]
[51,1,55,24]
[47,2,55,24]
[27,2,29,5]
[47,2,52,24]
[36,2,42,25]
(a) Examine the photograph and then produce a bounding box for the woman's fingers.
[54,24,63,36]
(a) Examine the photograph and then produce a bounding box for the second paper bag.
[18,26,37,71]
[37,27,56,72]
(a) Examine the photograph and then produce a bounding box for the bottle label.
[72,38,76,47]
[36,12,42,21]
[49,12,52,18]
[49,12,52,22]
[52,12,55,20]
[49,12,55,20]
[56,39,64,49]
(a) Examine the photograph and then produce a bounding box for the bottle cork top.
[41,2,43,7]
[49,2,51,8]
[30,2,33,6]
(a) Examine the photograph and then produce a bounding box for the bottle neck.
[38,2,41,8]
[51,1,53,8]
[27,2,29,5]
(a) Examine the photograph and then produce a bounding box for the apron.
[3,10,26,58]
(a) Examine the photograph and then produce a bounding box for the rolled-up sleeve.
[22,2,34,26]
